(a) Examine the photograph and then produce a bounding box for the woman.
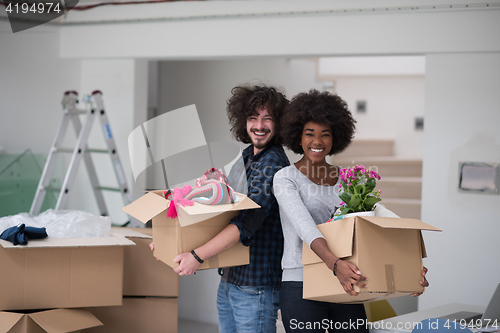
[273,89,367,333]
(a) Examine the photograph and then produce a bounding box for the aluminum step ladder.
[30,90,131,216]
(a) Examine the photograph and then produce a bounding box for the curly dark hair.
[281,89,356,155]
[227,84,288,145]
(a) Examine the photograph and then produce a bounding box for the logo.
[2,0,79,33]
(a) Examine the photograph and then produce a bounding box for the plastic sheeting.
[0,209,111,238]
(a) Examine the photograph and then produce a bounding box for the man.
[173,84,290,333]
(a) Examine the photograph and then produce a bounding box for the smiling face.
[300,121,333,164]
[246,106,275,155]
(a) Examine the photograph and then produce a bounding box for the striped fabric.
[185,180,236,205]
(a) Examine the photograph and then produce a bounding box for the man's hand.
[173,252,200,276]
[335,259,367,296]
[411,266,429,297]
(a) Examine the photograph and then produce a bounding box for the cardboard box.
[122,191,259,270]
[110,227,180,297]
[0,236,135,311]
[302,216,441,304]
[0,308,102,332]
[83,297,178,333]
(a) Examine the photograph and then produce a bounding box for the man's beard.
[252,135,274,149]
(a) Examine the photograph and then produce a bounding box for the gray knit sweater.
[273,165,342,282]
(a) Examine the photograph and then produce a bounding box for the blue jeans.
[217,279,280,333]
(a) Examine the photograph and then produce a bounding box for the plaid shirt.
[225,143,290,287]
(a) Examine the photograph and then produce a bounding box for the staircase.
[329,140,423,219]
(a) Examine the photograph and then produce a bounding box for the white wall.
[318,56,425,77]
[420,53,500,310]
[59,2,500,59]
[0,22,81,154]
[335,76,425,158]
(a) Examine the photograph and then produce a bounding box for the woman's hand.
[173,252,200,276]
[310,238,367,296]
[334,260,367,296]
[411,266,429,297]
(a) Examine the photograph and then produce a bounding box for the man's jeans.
[217,279,280,333]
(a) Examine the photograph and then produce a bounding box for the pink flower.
[338,184,342,188]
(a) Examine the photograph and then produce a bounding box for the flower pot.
[343,211,375,219]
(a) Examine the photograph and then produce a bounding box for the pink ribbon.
[166,185,195,218]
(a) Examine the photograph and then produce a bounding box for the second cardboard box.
[122,190,259,270]
[302,216,441,303]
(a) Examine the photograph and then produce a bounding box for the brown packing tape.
[361,267,396,303]
[385,264,396,293]
[337,299,368,305]
[363,293,392,303]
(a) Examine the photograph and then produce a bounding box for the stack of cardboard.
[0,235,135,332]
[83,228,180,333]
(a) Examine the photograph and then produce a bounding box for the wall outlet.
[356,100,366,113]
[415,117,424,130]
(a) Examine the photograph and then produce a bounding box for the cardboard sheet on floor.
[0,308,102,332]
